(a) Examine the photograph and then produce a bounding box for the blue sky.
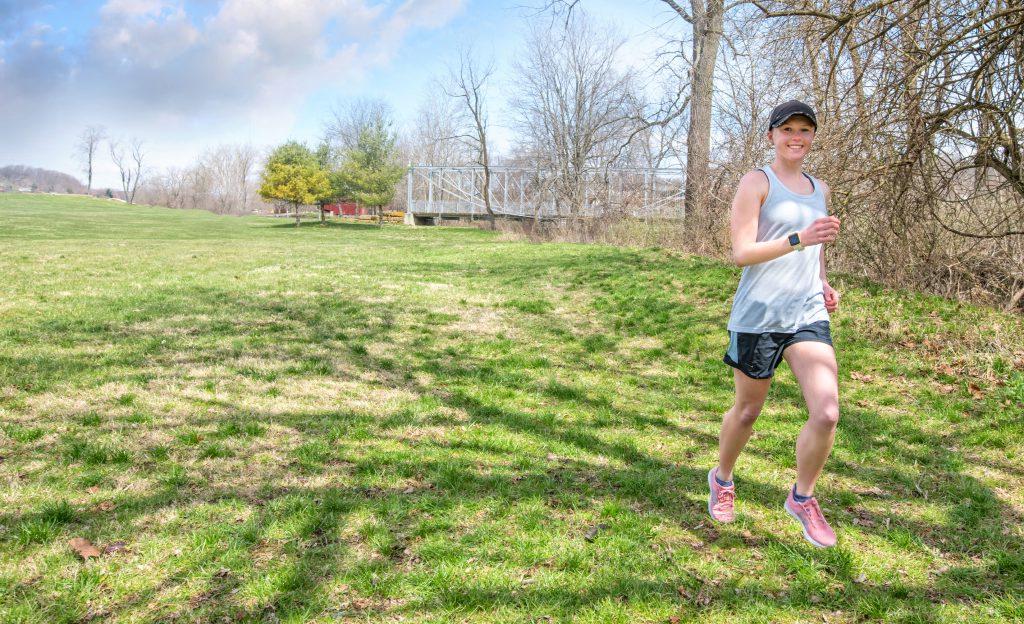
[0,1,678,188]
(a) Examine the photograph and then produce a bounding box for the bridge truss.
[405,165,686,221]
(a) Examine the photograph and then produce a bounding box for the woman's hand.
[800,216,841,246]
[823,281,840,313]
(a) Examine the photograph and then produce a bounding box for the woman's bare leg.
[783,341,840,496]
[717,369,773,481]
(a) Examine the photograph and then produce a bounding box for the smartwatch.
[788,232,804,251]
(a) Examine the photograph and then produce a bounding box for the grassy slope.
[0,193,1021,623]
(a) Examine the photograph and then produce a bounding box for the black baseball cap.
[768,100,817,130]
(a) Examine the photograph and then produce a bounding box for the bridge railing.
[406,165,685,220]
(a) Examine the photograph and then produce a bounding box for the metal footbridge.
[404,165,685,224]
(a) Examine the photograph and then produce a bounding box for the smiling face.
[767,115,816,163]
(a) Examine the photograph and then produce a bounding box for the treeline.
[136,144,272,215]
[0,166,87,194]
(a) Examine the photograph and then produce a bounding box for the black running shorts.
[723,320,833,379]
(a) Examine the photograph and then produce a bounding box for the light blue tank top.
[727,166,830,333]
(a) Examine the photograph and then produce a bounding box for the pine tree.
[335,121,404,226]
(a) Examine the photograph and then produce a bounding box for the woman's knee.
[731,403,763,427]
[811,403,840,429]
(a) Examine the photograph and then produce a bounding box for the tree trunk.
[684,0,724,219]
[478,124,497,230]
[482,162,496,230]
[1007,280,1024,313]
[295,203,301,227]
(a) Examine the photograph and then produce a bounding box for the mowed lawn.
[0,194,1022,624]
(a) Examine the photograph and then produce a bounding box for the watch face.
[789,233,800,247]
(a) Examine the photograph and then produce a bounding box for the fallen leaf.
[968,383,984,400]
[402,486,416,494]
[69,537,101,559]
[850,371,874,382]
[102,540,128,555]
[86,486,100,494]
[95,501,116,512]
[584,523,608,542]
[854,573,867,584]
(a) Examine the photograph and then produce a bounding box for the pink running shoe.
[784,489,837,548]
[707,467,736,523]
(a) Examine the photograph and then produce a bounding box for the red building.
[322,202,369,216]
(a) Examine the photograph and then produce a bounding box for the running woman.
[707,100,843,548]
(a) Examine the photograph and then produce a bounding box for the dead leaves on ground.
[69,537,129,560]
[69,537,101,560]
[849,371,875,383]
[103,540,128,554]
[967,382,985,400]
[850,363,996,401]
[583,523,608,542]
[676,579,716,607]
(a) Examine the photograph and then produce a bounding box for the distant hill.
[0,165,88,194]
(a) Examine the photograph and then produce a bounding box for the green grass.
[0,193,1022,623]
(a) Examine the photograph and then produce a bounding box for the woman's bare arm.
[730,171,794,267]
[731,173,841,268]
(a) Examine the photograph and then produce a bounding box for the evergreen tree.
[335,121,404,226]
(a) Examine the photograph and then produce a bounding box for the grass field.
[0,193,1022,623]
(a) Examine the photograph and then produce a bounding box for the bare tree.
[197,144,260,214]
[325,98,394,156]
[662,0,725,220]
[512,12,638,222]
[144,167,190,209]
[444,47,499,228]
[110,138,145,205]
[74,125,106,193]
[410,91,470,167]
[546,0,733,220]
[231,144,258,213]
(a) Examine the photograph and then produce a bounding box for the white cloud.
[0,0,466,186]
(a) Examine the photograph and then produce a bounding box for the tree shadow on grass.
[263,219,388,231]
[1,250,1021,621]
